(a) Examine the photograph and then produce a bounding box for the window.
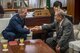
[50,0,56,7]
[29,0,39,8]
[0,0,67,8]
[29,0,46,8]
[50,0,67,7]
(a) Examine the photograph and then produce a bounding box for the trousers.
[2,31,27,41]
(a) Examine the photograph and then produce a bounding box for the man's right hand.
[31,26,41,32]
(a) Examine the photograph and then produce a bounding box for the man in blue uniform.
[2,8,30,41]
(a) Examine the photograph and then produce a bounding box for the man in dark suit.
[45,1,64,40]
[31,11,75,53]
[2,8,30,41]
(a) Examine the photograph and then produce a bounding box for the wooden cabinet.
[25,16,51,27]
[67,0,80,24]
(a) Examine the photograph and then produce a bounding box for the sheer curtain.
[29,0,39,8]
[50,0,56,7]
[50,0,67,7]
[58,0,67,7]
[40,0,46,8]
[29,0,46,8]
[0,0,12,8]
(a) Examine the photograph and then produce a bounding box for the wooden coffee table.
[0,39,56,53]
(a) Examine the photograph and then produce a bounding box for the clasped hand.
[31,26,41,32]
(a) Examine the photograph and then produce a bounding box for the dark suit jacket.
[2,14,30,35]
[42,17,75,51]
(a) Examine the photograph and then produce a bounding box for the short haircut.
[18,7,27,14]
[53,1,62,9]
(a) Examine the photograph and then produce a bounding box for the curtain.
[57,0,67,7]
[50,0,67,7]
[29,0,46,8]
[46,0,50,8]
[40,0,46,8]
[29,0,39,8]
[50,0,56,7]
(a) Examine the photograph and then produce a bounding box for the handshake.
[30,26,42,32]
[24,25,42,32]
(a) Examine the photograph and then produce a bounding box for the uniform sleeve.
[42,21,56,30]
[11,18,30,34]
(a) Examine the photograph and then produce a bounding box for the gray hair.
[56,11,66,18]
